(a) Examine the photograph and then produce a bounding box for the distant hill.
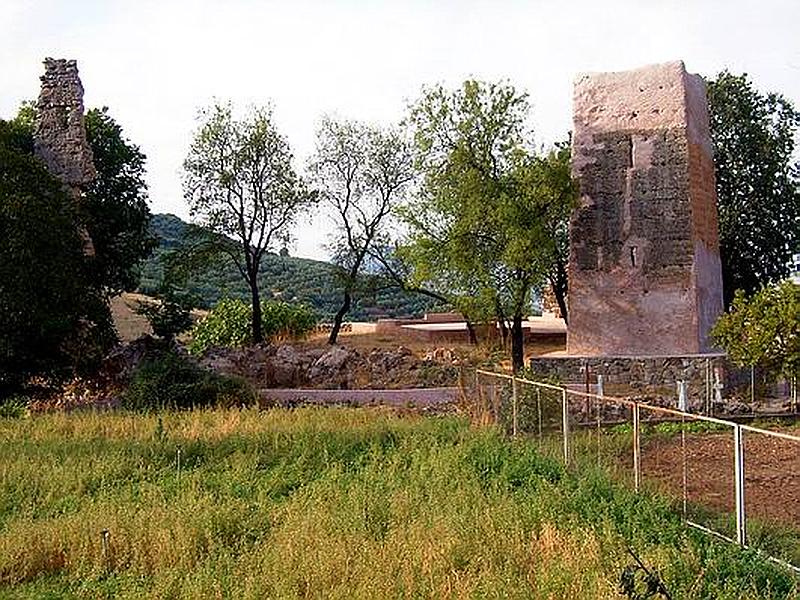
[137,214,445,321]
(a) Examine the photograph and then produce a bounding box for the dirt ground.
[639,427,800,528]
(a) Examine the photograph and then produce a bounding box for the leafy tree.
[402,80,577,370]
[189,298,316,355]
[183,102,313,343]
[707,71,800,307]
[308,116,414,344]
[712,282,799,381]
[0,121,100,396]
[84,107,155,296]
[135,285,194,344]
[9,104,154,299]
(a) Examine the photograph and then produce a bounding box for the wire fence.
[465,369,800,573]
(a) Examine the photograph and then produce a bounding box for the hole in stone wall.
[630,246,638,268]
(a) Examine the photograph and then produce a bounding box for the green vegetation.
[122,350,254,411]
[712,281,799,379]
[308,116,413,343]
[0,104,153,399]
[188,298,316,355]
[0,119,110,398]
[707,71,799,307]
[139,213,444,321]
[0,409,795,599]
[401,80,578,369]
[182,101,314,343]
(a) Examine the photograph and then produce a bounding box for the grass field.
[0,408,797,599]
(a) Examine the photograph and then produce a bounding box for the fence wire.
[469,369,800,574]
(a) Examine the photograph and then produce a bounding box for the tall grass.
[0,408,796,599]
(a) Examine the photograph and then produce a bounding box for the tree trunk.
[329,289,351,345]
[554,285,569,326]
[464,317,478,345]
[250,281,263,344]
[550,265,569,326]
[494,297,509,347]
[511,312,524,373]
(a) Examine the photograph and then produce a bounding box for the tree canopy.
[308,116,414,344]
[401,80,577,370]
[712,282,799,380]
[0,121,102,396]
[707,71,800,306]
[84,107,155,296]
[182,101,313,343]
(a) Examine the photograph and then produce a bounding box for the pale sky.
[2,0,798,260]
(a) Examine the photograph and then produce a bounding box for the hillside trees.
[707,71,800,306]
[401,81,577,370]
[308,117,414,344]
[183,102,313,343]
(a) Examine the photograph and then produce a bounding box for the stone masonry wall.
[528,353,751,413]
[567,61,723,355]
[33,58,96,254]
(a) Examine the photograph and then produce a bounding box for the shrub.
[189,298,316,355]
[135,287,194,343]
[122,350,255,411]
[712,282,799,379]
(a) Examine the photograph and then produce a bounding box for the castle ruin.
[33,57,96,254]
[567,61,723,355]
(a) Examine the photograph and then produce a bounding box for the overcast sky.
[2,0,798,260]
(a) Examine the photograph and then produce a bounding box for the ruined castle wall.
[34,58,96,187]
[567,61,723,356]
[33,58,96,254]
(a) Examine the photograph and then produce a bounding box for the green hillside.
[138,214,444,321]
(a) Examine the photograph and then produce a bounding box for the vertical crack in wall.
[567,61,723,355]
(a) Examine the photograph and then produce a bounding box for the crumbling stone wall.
[34,58,96,254]
[567,61,723,355]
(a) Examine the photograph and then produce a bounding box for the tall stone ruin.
[567,61,723,355]
[34,57,96,254]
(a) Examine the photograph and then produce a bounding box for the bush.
[135,287,194,343]
[712,282,799,379]
[122,350,255,411]
[189,298,316,355]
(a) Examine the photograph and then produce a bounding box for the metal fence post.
[733,424,747,546]
[633,402,641,492]
[562,388,570,465]
[511,373,518,438]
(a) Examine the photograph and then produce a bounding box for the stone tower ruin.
[567,61,723,355]
[34,57,96,254]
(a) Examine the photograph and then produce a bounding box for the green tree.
[84,107,155,296]
[707,71,800,307]
[308,116,414,344]
[402,81,577,370]
[712,282,799,380]
[182,102,313,344]
[0,121,102,396]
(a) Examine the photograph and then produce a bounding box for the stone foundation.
[528,353,753,413]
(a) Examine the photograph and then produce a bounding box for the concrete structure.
[33,58,96,254]
[567,61,723,356]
